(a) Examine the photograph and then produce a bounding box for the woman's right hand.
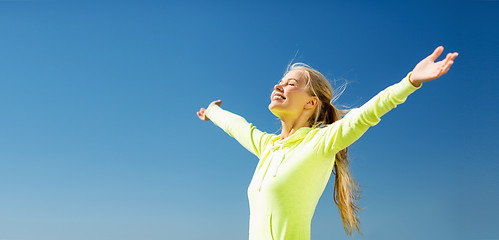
[197,100,222,121]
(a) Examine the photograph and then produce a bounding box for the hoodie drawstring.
[258,144,285,192]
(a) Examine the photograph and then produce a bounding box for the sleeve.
[205,104,273,158]
[317,73,421,154]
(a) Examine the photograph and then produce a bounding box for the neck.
[279,113,311,140]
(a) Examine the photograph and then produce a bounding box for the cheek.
[285,95,308,110]
[288,90,309,102]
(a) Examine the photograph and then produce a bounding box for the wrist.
[408,73,422,87]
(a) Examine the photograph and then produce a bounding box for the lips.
[272,92,286,101]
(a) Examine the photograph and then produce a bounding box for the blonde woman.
[197,46,458,239]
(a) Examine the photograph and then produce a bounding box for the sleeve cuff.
[397,72,422,96]
[205,103,222,120]
[404,72,422,90]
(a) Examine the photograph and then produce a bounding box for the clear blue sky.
[1,1,498,239]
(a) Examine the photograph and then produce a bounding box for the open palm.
[410,46,459,86]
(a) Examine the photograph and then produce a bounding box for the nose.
[274,83,283,91]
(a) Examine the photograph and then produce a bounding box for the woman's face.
[269,70,316,118]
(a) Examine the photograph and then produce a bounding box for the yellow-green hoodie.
[205,73,420,240]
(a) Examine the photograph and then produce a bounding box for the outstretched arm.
[409,46,459,87]
[197,100,273,158]
[320,46,458,154]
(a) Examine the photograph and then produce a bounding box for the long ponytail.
[287,63,362,235]
[315,101,362,236]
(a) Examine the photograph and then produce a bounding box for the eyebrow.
[279,78,299,84]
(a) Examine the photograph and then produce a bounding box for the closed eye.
[278,78,298,86]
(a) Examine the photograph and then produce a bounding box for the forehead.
[282,70,308,82]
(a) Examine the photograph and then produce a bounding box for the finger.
[197,108,205,115]
[444,52,459,62]
[441,52,458,72]
[215,100,222,106]
[198,112,208,121]
[429,46,444,61]
[442,60,454,75]
[441,53,453,66]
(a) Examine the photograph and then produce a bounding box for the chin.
[268,103,283,117]
[268,104,276,114]
[268,102,280,111]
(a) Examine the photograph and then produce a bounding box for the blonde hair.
[286,63,362,235]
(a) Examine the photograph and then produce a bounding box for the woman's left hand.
[410,46,459,87]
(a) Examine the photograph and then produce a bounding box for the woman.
[197,46,458,239]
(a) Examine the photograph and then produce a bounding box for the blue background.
[1,1,498,239]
